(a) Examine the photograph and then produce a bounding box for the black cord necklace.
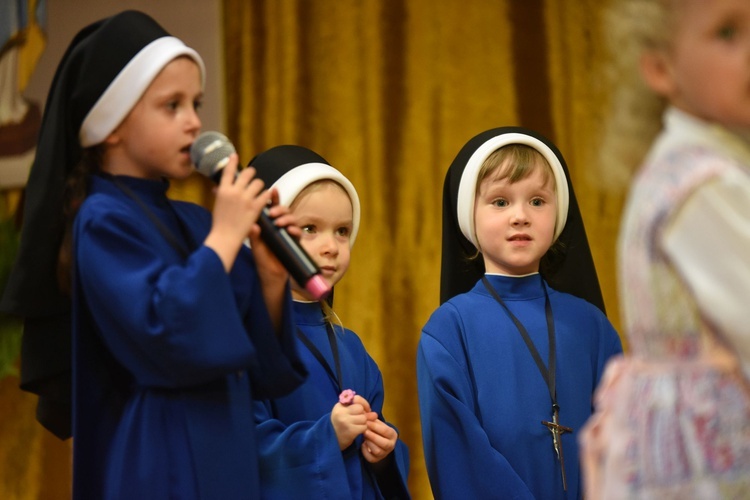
[296,322,344,394]
[481,275,572,491]
[107,174,195,259]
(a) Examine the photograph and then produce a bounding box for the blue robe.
[254,300,410,499]
[72,175,306,499]
[417,274,622,499]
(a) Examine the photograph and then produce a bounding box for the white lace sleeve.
[662,168,750,377]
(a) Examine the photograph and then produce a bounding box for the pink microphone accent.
[305,274,331,301]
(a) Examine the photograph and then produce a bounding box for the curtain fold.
[221,1,620,498]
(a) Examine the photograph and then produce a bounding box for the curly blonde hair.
[598,0,681,190]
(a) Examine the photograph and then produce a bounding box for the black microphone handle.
[209,164,319,282]
[256,208,330,300]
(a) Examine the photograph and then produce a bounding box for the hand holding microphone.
[191,132,331,300]
[204,151,270,254]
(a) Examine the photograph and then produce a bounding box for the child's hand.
[261,188,302,238]
[247,188,300,282]
[361,417,398,464]
[215,156,270,238]
[246,187,303,334]
[330,395,377,450]
[204,156,272,271]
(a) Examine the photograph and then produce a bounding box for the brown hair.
[290,179,350,211]
[475,144,554,195]
[57,146,103,294]
[597,0,681,190]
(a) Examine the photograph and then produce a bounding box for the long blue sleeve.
[255,400,351,498]
[254,301,409,499]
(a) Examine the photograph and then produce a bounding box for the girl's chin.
[175,164,197,179]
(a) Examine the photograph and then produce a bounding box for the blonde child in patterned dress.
[580,0,750,498]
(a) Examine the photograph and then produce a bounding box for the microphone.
[191,131,331,300]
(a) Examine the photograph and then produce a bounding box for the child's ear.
[639,49,674,98]
[104,128,122,147]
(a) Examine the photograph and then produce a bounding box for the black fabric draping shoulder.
[440,126,606,313]
[0,11,172,439]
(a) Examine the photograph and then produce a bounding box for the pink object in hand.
[339,389,356,405]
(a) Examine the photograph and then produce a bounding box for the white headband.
[79,36,205,147]
[272,163,361,246]
[456,133,569,246]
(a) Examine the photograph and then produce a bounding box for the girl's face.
[290,182,353,301]
[473,162,556,276]
[103,57,203,179]
[654,0,750,128]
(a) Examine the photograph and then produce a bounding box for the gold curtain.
[221,0,624,498]
[0,0,627,498]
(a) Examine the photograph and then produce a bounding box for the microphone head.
[190,131,236,178]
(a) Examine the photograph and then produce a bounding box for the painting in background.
[0,0,46,189]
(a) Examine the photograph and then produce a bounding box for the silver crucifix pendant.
[541,407,573,491]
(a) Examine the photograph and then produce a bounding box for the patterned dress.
[580,108,750,499]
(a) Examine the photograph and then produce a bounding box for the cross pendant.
[541,407,573,491]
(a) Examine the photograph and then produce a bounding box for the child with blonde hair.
[581,0,750,497]
[251,145,410,499]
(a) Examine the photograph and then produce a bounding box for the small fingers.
[265,195,289,217]
[364,428,395,451]
[352,395,371,413]
[244,178,267,200]
[218,154,239,185]
[361,438,391,463]
[367,418,394,434]
[266,208,293,225]
[365,437,384,454]
[234,164,257,185]
[267,187,280,207]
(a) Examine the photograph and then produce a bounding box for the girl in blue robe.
[1,11,306,499]
[251,145,410,499]
[417,128,622,499]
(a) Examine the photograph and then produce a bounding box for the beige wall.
[27,0,224,129]
[4,0,224,188]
